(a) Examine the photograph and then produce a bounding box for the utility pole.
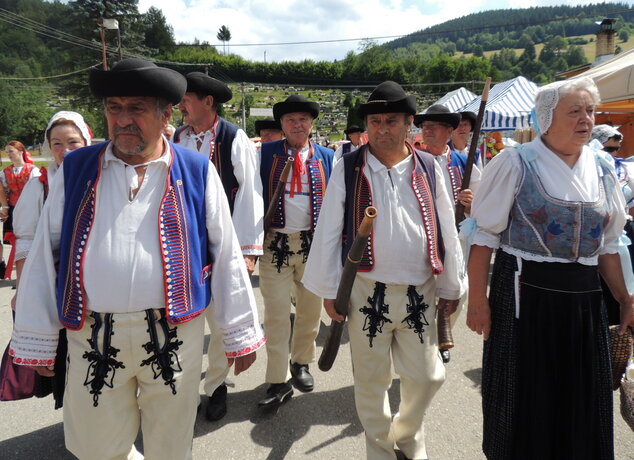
[241,82,246,130]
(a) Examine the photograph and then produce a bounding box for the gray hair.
[533,77,600,133]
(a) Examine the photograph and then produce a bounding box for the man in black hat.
[304,81,464,460]
[255,117,284,144]
[174,72,263,422]
[10,58,264,460]
[449,111,480,160]
[334,124,365,161]
[258,94,334,409]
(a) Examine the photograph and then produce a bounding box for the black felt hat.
[344,125,363,135]
[459,111,477,130]
[255,117,282,135]
[414,104,461,129]
[357,81,417,117]
[185,72,233,103]
[273,95,320,121]
[89,58,186,105]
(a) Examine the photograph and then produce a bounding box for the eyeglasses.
[420,123,450,131]
[603,146,621,153]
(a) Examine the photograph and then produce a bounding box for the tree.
[142,7,175,53]
[619,29,630,42]
[217,25,231,55]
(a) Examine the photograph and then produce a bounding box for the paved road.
[0,262,632,460]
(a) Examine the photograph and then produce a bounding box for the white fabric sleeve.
[302,160,346,300]
[599,165,627,254]
[230,130,264,256]
[433,162,466,300]
[10,165,66,366]
[205,162,265,357]
[13,177,45,261]
[470,149,522,248]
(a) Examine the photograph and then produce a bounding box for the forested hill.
[387,2,634,53]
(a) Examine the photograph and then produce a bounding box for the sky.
[137,0,626,62]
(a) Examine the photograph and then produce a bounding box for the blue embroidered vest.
[174,117,240,213]
[423,148,466,205]
[342,145,445,274]
[260,140,334,231]
[58,142,212,330]
[500,147,616,261]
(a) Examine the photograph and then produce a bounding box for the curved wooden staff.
[438,77,492,358]
[318,206,377,372]
[263,156,294,235]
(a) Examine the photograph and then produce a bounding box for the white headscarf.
[41,111,92,158]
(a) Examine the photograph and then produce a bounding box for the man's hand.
[0,208,8,222]
[244,255,257,276]
[228,351,256,375]
[437,298,459,316]
[323,299,345,323]
[457,189,474,214]
[28,365,55,377]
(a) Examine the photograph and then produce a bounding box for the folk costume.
[0,159,39,237]
[463,136,625,460]
[259,95,333,400]
[334,125,365,162]
[304,82,464,460]
[10,59,264,460]
[173,72,264,416]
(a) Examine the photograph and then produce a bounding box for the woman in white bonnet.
[465,77,634,459]
[13,111,91,301]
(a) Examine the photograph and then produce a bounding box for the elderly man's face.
[365,113,412,152]
[260,128,284,144]
[348,132,362,146]
[420,121,453,150]
[451,119,472,145]
[105,96,170,159]
[280,112,313,148]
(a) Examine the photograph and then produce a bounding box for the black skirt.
[482,249,613,460]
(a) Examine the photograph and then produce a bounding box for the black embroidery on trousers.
[268,232,294,273]
[140,309,183,395]
[82,312,125,407]
[402,285,430,344]
[359,281,392,347]
[297,230,313,263]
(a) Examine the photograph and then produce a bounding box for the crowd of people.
[0,58,632,460]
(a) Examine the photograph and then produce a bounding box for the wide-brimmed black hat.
[255,117,282,135]
[344,125,363,135]
[459,111,477,130]
[358,81,417,117]
[89,58,186,105]
[414,104,461,129]
[273,95,320,121]
[185,72,233,103]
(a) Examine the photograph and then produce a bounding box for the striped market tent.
[459,76,538,131]
[423,87,477,113]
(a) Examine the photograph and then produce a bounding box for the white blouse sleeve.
[10,165,66,366]
[470,149,523,248]
[230,129,264,256]
[205,162,265,357]
[599,165,627,254]
[13,177,45,261]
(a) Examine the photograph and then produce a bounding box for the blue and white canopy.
[423,87,477,113]
[459,76,538,131]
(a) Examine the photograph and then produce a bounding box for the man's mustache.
[113,126,142,136]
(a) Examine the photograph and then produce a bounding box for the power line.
[0,63,100,80]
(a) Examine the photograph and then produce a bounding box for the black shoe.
[205,384,227,421]
[0,260,6,279]
[258,381,293,409]
[440,349,451,363]
[289,361,314,393]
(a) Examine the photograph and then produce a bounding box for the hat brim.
[89,66,186,105]
[186,73,232,103]
[255,119,282,135]
[273,101,320,121]
[413,112,461,129]
[344,127,363,135]
[357,96,417,118]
